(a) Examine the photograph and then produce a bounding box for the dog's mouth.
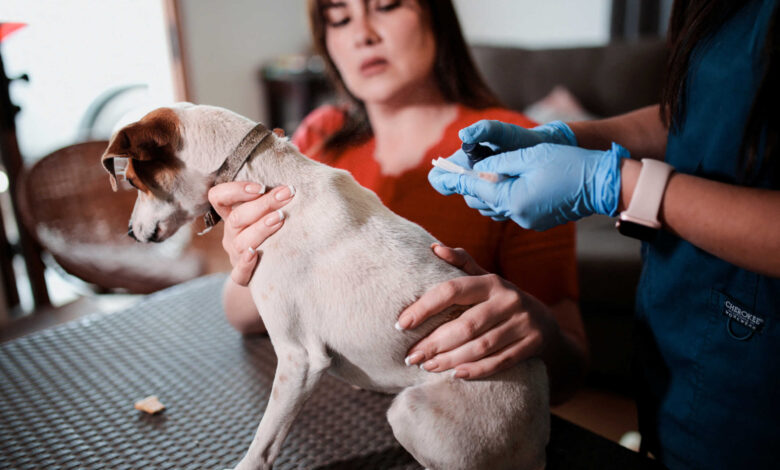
[149,224,161,242]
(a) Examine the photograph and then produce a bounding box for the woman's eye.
[127,179,139,189]
[330,16,350,27]
[375,0,401,12]
[324,7,350,27]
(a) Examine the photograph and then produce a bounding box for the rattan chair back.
[16,141,204,294]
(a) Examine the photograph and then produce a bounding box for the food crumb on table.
[134,395,165,414]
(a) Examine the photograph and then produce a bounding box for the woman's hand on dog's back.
[396,244,588,402]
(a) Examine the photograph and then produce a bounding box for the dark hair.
[307,0,500,155]
[661,0,779,185]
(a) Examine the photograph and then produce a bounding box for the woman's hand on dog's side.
[396,244,560,380]
[208,181,295,285]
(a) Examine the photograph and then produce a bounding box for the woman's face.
[322,0,438,105]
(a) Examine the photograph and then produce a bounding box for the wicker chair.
[16,141,207,294]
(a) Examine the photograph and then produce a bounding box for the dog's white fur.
[103,104,549,470]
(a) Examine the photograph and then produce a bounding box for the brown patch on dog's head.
[101,108,183,192]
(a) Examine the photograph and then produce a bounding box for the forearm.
[222,279,267,334]
[568,105,668,159]
[544,299,590,405]
[620,159,780,276]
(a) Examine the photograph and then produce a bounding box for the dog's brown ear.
[101,108,181,191]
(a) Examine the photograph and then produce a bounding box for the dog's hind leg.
[387,364,548,470]
[387,376,477,470]
[232,345,331,470]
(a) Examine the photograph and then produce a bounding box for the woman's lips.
[360,57,388,76]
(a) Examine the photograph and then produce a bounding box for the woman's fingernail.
[245,183,266,194]
[454,369,469,379]
[422,360,438,371]
[264,210,285,226]
[394,321,404,331]
[404,351,424,366]
[247,246,256,255]
[275,185,295,201]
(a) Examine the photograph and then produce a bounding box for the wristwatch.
[615,158,674,241]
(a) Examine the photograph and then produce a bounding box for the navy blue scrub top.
[635,1,780,468]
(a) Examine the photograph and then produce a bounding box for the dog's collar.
[201,123,273,234]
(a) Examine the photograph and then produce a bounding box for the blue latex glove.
[428,142,627,230]
[459,119,578,151]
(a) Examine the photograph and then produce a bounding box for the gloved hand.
[428,142,627,230]
[459,119,578,151]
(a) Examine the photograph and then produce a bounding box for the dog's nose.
[127,224,138,241]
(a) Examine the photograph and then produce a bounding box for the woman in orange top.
[208,0,588,403]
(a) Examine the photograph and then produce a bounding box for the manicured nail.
[404,351,424,366]
[454,369,469,379]
[243,249,256,262]
[264,210,284,226]
[422,360,438,371]
[245,183,266,194]
[275,185,295,201]
[394,321,404,331]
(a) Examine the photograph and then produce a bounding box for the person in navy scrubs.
[398,1,780,468]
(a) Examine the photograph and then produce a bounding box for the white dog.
[101,103,549,470]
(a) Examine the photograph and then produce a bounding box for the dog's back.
[245,163,467,391]
[243,145,550,469]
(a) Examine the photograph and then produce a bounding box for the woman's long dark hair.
[661,0,779,185]
[307,0,500,156]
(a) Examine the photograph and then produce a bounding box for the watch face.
[616,219,658,241]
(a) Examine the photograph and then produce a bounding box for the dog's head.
[101,103,254,243]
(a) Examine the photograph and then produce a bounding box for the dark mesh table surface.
[0,274,663,469]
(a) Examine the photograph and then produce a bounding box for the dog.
[101,103,549,470]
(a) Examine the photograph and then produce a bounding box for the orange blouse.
[292,104,578,306]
